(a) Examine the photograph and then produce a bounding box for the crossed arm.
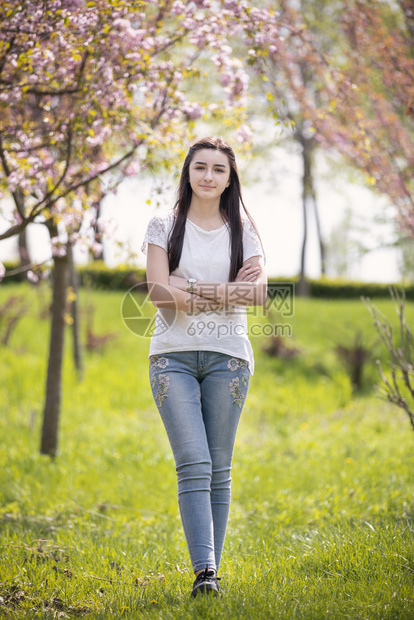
[146,243,268,312]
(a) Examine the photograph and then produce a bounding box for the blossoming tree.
[0,0,262,456]
[259,0,414,236]
[245,0,414,428]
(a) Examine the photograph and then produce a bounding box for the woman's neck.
[187,197,224,227]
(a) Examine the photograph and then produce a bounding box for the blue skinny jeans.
[149,350,250,573]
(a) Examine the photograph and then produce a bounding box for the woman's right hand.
[235,262,261,282]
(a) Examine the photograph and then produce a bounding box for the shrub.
[3,262,411,298]
[77,261,146,291]
[335,331,371,392]
[268,276,414,300]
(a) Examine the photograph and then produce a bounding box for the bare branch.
[0,215,36,241]
[3,258,51,277]
[0,132,26,221]
[29,141,141,221]
[363,293,414,431]
[24,87,81,96]
[32,124,74,213]
[6,141,56,154]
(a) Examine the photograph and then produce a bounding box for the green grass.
[1,283,414,618]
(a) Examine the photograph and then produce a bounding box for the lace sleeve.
[141,216,168,255]
[243,219,265,263]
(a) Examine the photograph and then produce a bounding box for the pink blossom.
[172,1,187,15]
[220,73,232,87]
[183,102,203,120]
[66,1,85,9]
[51,238,67,258]
[27,270,39,283]
[224,0,239,8]
[112,18,131,30]
[7,172,19,193]
[92,241,103,257]
[237,124,253,143]
[96,217,118,237]
[125,161,141,176]
[0,0,273,248]
[189,32,207,47]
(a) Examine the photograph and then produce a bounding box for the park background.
[1,1,414,618]
[0,139,402,284]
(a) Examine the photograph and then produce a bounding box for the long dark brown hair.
[168,137,260,281]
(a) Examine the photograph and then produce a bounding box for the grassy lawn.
[1,283,413,618]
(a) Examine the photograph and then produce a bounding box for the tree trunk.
[92,199,104,261]
[67,241,83,379]
[297,133,312,297]
[18,228,30,278]
[311,184,326,277]
[297,130,326,293]
[40,250,69,457]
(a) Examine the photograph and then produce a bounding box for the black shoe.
[191,566,220,598]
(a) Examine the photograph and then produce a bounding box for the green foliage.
[269,276,414,300]
[77,262,147,291]
[3,262,412,298]
[0,285,413,618]
[1,261,147,289]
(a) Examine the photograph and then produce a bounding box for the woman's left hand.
[235,263,261,282]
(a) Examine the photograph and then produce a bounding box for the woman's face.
[188,148,231,201]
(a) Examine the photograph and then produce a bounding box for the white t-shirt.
[141,212,264,374]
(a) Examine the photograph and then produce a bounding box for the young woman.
[142,137,267,598]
